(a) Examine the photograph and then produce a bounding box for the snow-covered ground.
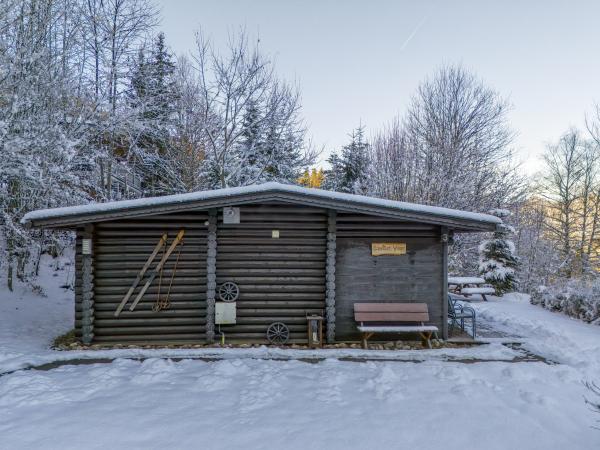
[1,257,599,449]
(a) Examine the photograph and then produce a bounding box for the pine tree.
[479,209,520,295]
[323,126,370,193]
[128,32,178,194]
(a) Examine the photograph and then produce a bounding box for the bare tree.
[369,65,523,212]
[78,0,158,199]
[539,129,600,276]
[192,29,315,188]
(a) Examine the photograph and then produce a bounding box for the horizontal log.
[336,232,438,238]
[337,215,432,224]
[216,276,324,284]
[228,317,311,325]
[94,293,205,302]
[217,230,326,238]
[96,223,207,230]
[234,294,325,301]
[238,205,325,213]
[234,285,325,293]
[336,221,435,228]
[218,245,326,253]
[216,260,325,269]
[236,308,323,316]
[224,214,326,222]
[95,230,206,238]
[95,254,203,262]
[217,268,324,276]
[219,223,326,230]
[89,318,206,327]
[95,285,204,295]
[217,238,325,246]
[216,253,325,261]
[94,325,206,335]
[210,332,307,340]
[94,261,202,270]
[93,334,205,342]
[95,238,206,247]
[95,269,205,279]
[237,302,325,309]
[95,277,206,286]
[89,301,205,310]
[209,324,308,333]
[92,308,205,318]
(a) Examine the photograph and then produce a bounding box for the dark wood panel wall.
[215,204,328,343]
[335,213,443,341]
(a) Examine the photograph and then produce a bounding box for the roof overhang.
[22,183,501,233]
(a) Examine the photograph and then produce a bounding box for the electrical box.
[215,302,236,324]
[223,207,240,224]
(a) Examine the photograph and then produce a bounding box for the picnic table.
[448,276,495,301]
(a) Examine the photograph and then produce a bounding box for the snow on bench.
[357,325,439,333]
[461,287,495,295]
[461,287,496,301]
[354,302,439,349]
[448,276,485,285]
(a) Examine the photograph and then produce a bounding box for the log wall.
[215,204,328,343]
[76,212,208,343]
[73,207,444,344]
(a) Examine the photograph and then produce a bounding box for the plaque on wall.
[371,242,407,256]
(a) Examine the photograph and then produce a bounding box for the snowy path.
[470,293,600,376]
[1,259,599,449]
[0,357,594,450]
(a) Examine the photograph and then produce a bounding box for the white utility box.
[215,302,236,324]
[223,207,240,224]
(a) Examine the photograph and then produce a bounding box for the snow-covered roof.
[22,182,501,231]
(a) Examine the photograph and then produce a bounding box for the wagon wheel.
[218,281,239,302]
[267,322,290,345]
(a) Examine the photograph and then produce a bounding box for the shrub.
[531,279,600,324]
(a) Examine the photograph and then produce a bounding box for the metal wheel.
[266,322,290,345]
[218,281,239,302]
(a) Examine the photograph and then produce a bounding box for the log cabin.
[22,182,500,345]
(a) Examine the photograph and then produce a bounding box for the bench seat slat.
[354,303,428,313]
[354,312,430,322]
[461,287,495,295]
[357,325,438,333]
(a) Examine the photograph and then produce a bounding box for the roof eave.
[23,189,499,232]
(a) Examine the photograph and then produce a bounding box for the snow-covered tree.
[323,126,370,194]
[128,32,180,195]
[479,209,519,295]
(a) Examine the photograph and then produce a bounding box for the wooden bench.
[460,287,495,301]
[354,303,439,349]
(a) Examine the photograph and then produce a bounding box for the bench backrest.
[354,302,430,323]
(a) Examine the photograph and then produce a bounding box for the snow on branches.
[479,212,519,295]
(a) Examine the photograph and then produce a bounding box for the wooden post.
[441,226,449,340]
[81,224,95,345]
[325,210,336,343]
[206,209,217,343]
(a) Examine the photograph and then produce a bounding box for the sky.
[155,0,600,173]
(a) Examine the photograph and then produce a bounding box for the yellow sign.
[371,242,407,256]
